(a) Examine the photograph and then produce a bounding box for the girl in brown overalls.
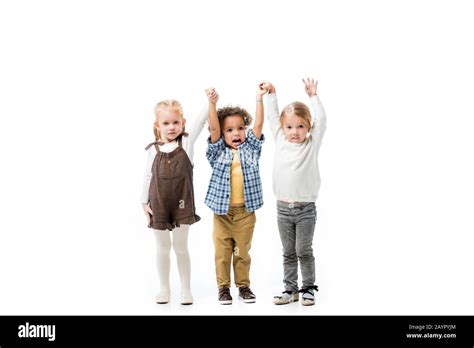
[141,97,215,305]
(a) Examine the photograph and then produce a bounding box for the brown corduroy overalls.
[145,135,200,231]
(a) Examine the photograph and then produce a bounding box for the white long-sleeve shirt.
[267,93,327,202]
[140,106,208,204]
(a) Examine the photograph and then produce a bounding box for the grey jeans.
[277,201,317,292]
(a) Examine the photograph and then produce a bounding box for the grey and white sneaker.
[300,285,318,306]
[273,290,299,305]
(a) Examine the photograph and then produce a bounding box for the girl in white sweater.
[264,78,327,306]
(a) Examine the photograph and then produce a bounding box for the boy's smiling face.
[222,115,246,149]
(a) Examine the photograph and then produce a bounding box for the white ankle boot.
[180,290,193,305]
[156,290,170,304]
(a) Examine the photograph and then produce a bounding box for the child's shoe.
[180,290,193,305]
[273,290,299,305]
[300,285,318,306]
[155,291,170,304]
[238,286,256,303]
[218,287,232,305]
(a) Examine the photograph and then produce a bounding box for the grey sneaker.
[238,286,256,303]
[300,285,318,306]
[273,290,299,305]
[218,288,232,305]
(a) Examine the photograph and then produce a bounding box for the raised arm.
[186,105,209,148]
[254,81,270,139]
[263,81,280,138]
[206,87,220,144]
[303,77,327,141]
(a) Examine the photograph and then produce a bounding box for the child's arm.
[264,81,280,138]
[303,77,327,141]
[253,82,269,139]
[206,87,220,144]
[141,148,155,225]
[186,105,209,148]
[142,202,153,225]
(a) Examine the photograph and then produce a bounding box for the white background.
[1,0,473,315]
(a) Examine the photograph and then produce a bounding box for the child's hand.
[205,87,219,104]
[303,77,318,97]
[257,81,270,98]
[258,81,275,95]
[142,203,153,224]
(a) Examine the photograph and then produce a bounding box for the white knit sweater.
[267,93,327,202]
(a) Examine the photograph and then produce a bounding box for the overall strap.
[144,141,157,150]
[144,141,164,152]
[177,132,190,147]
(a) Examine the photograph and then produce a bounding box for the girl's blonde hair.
[153,99,184,140]
[280,102,312,130]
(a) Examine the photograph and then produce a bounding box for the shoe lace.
[219,289,232,301]
[219,288,230,297]
[299,285,319,294]
[274,290,294,299]
[240,287,254,297]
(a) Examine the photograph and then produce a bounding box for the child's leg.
[213,214,234,289]
[232,210,256,288]
[153,229,172,300]
[172,225,192,302]
[276,201,299,293]
[295,203,317,288]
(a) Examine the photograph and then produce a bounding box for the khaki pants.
[213,207,256,289]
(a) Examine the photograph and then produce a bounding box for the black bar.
[0,315,473,346]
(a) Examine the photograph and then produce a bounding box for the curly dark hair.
[217,105,253,128]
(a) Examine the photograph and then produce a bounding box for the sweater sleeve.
[182,105,208,163]
[267,93,281,139]
[140,146,156,204]
[185,105,208,151]
[310,95,327,144]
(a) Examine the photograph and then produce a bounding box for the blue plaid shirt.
[205,128,265,215]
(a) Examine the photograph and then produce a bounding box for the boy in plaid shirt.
[205,84,268,304]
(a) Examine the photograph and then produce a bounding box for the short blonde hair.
[153,99,184,140]
[280,102,312,130]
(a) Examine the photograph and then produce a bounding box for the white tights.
[153,225,191,296]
